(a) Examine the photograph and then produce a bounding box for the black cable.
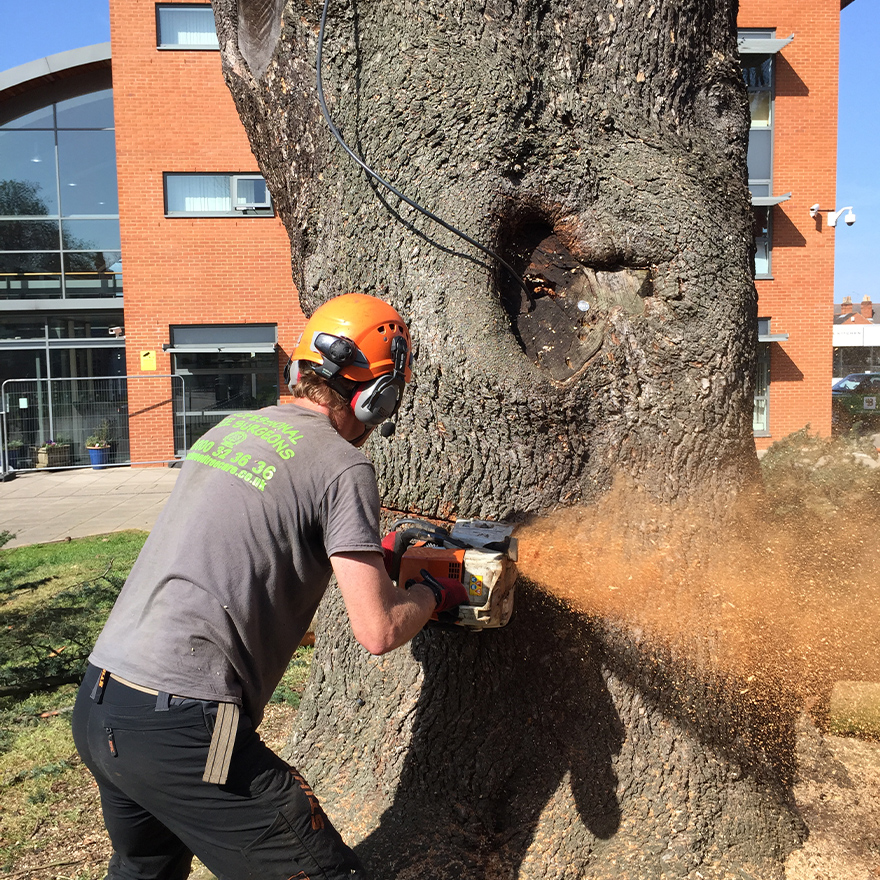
[315,0,531,296]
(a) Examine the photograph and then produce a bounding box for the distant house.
[833,297,880,378]
[834,296,875,325]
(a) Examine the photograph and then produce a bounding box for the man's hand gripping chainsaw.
[381,519,519,629]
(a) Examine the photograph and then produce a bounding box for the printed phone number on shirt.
[186,439,276,492]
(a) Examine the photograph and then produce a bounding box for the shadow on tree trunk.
[290,580,804,879]
[355,584,625,878]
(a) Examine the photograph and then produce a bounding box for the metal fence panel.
[1,375,185,472]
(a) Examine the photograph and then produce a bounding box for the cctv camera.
[829,207,856,228]
[108,326,123,336]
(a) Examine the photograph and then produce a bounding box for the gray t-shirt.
[90,404,382,724]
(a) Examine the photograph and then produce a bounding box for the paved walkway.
[0,466,179,548]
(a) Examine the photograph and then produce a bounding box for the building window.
[739,30,775,199]
[739,29,795,281]
[0,89,121,301]
[752,206,771,277]
[156,4,219,49]
[165,324,278,449]
[743,53,773,197]
[163,173,273,217]
[753,338,770,436]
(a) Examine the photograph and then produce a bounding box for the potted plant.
[5,439,24,469]
[36,438,72,468]
[85,421,112,470]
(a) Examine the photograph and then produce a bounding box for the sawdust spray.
[513,482,880,716]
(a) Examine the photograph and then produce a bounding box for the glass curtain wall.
[1,312,127,463]
[0,312,126,385]
[0,89,121,300]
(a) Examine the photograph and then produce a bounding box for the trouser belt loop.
[90,668,109,704]
[155,691,171,712]
[202,702,240,786]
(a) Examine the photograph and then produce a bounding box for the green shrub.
[760,426,880,521]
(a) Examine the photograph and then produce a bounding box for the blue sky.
[1,0,877,303]
[834,2,878,304]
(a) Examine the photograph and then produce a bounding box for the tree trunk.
[287,581,804,880]
[212,0,802,875]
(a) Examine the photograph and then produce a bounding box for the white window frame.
[232,175,272,211]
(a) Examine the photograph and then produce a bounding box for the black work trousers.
[72,664,367,880]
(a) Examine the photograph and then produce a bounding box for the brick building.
[110,0,300,463]
[739,0,854,449]
[0,4,301,471]
[0,1,855,468]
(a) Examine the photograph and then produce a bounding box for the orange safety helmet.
[287,293,413,427]
[291,293,412,384]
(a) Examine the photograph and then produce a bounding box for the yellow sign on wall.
[140,350,157,371]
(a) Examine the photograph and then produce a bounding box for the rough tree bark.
[212,0,803,876]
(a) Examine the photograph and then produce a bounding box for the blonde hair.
[290,369,353,422]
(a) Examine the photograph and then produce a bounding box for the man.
[72,293,467,880]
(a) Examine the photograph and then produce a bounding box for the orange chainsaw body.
[389,520,518,629]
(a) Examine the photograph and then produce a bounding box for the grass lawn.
[0,531,312,878]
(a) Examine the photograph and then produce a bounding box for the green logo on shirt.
[221,431,248,447]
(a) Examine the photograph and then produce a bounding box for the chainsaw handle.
[383,527,437,582]
[390,518,470,549]
[390,529,419,582]
[383,519,467,583]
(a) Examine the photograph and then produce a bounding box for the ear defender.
[349,335,410,425]
[350,374,405,425]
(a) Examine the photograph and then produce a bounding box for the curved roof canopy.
[0,43,111,126]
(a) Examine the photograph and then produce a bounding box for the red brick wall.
[738,0,839,449]
[109,0,303,464]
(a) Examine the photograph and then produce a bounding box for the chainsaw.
[382,518,519,630]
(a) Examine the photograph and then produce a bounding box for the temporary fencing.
[1,375,186,473]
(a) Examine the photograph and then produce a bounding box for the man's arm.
[331,551,436,655]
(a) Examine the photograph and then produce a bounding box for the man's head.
[286,293,412,444]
